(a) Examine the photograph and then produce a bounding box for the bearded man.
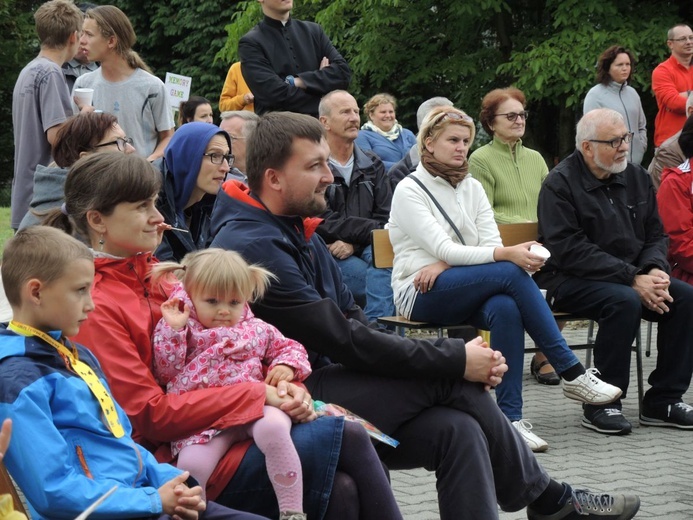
[535,108,693,436]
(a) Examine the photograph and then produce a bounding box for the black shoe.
[531,355,561,385]
[581,407,632,435]
[527,485,640,519]
[640,401,693,429]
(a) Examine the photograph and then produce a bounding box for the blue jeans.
[410,261,580,421]
[337,245,395,323]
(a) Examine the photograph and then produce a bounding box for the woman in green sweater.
[469,87,557,386]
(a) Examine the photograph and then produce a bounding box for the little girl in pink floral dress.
[151,248,312,520]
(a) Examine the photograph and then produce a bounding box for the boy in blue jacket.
[0,226,266,520]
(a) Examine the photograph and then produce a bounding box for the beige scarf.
[420,149,468,187]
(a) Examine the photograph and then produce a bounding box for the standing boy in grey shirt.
[11,0,85,229]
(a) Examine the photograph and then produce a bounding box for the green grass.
[0,207,12,255]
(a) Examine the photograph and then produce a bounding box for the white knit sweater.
[388,163,502,318]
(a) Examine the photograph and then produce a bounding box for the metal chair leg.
[636,326,644,417]
[646,321,653,357]
[585,320,595,367]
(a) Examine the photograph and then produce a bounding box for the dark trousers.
[305,364,550,520]
[552,276,693,408]
[157,500,269,519]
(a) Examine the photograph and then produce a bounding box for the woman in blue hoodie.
[157,122,233,261]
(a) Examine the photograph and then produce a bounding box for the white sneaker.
[562,367,622,405]
[512,419,548,452]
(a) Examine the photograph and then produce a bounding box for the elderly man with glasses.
[535,108,693,436]
[652,23,693,148]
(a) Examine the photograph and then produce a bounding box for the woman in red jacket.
[43,151,401,520]
[657,115,693,285]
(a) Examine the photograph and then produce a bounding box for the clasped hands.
[464,336,507,390]
[633,268,673,314]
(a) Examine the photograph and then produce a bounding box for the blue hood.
[163,122,232,217]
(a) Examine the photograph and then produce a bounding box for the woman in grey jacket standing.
[583,45,647,164]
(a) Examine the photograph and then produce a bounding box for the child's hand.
[265,383,294,409]
[161,298,190,330]
[159,471,205,519]
[265,364,295,386]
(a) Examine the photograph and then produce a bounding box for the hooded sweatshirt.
[156,122,232,261]
[17,164,68,230]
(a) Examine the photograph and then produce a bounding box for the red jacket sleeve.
[74,283,266,448]
[657,167,693,273]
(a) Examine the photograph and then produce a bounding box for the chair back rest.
[371,228,394,269]
[497,222,539,247]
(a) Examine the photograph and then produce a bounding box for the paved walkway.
[391,323,693,519]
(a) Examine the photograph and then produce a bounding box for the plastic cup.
[73,88,94,107]
[540,289,547,300]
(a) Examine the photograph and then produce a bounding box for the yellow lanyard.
[8,320,125,438]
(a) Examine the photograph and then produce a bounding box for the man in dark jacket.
[535,108,693,435]
[209,111,641,520]
[317,90,394,321]
[238,0,351,117]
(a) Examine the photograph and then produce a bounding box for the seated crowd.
[8,0,693,519]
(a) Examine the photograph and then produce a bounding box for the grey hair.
[416,97,454,129]
[318,90,351,118]
[220,110,259,137]
[576,108,625,150]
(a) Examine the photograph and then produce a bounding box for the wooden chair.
[497,222,645,412]
[0,462,28,518]
[371,228,478,338]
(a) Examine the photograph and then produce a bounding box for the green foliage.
[498,0,677,108]
[3,0,691,193]
[0,0,41,205]
[112,0,246,110]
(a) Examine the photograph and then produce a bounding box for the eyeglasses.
[668,36,693,43]
[495,111,529,122]
[588,132,634,148]
[203,152,234,166]
[94,136,134,152]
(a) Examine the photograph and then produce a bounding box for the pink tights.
[177,406,303,513]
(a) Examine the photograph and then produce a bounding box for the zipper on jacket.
[606,186,614,204]
[75,445,94,479]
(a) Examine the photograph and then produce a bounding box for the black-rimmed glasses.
[203,152,235,166]
[94,136,134,152]
[588,132,634,149]
[495,111,529,122]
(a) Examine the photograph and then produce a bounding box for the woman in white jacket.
[388,106,621,452]
[583,45,647,164]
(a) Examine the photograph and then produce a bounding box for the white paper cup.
[540,289,547,300]
[73,88,94,107]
